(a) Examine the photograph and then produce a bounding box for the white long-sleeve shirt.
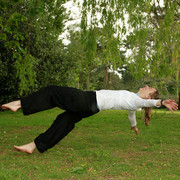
[96,90,160,127]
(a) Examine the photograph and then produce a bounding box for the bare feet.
[1,100,21,112]
[14,142,36,154]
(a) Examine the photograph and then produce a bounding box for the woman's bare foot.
[14,142,36,154]
[1,100,21,112]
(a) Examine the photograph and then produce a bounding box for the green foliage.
[0,0,66,99]
[15,54,37,95]
[81,0,122,68]
[126,0,179,80]
[81,0,179,94]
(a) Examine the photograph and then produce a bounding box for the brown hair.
[144,90,159,126]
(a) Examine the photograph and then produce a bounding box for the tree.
[0,0,66,100]
[125,0,180,98]
[81,0,121,89]
[80,0,180,97]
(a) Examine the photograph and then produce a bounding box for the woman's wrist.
[161,100,165,106]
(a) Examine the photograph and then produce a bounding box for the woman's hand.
[131,126,139,135]
[162,100,178,113]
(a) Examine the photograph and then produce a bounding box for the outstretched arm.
[157,99,179,113]
[135,97,178,113]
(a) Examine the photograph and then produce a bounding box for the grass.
[0,108,180,179]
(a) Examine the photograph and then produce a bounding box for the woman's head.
[139,85,160,126]
[149,88,159,99]
[138,85,158,99]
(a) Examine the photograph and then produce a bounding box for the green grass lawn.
[0,108,180,179]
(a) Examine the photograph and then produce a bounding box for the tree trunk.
[176,69,179,99]
[104,66,109,89]
[176,68,179,110]
[178,92,180,110]
[86,71,90,90]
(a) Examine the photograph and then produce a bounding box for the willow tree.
[80,0,180,96]
[81,0,121,89]
[125,0,180,98]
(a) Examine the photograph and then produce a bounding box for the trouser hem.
[34,139,46,153]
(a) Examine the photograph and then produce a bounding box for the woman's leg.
[1,85,81,114]
[34,111,82,153]
[20,85,87,115]
[14,111,82,153]
[6,86,98,153]
[1,86,98,116]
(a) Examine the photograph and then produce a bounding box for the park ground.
[0,108,180,179]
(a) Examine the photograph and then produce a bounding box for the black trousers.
[21,85,99,153]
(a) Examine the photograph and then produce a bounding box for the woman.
[1,85,178,154]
